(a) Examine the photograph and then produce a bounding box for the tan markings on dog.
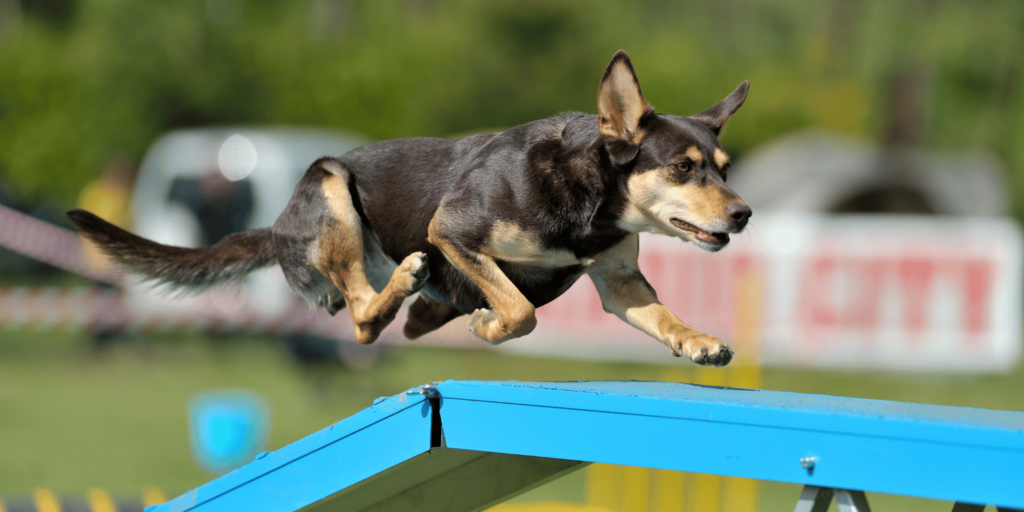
[482,221,579,267]
[588,235,730,362]
[315,171,428,345]
[685,146,703,165]
[664,181,733,227]
[615,168,734,235]
[598,58,652,144]
[312,173,364,288]
[615,200,658,235]
[428,209,537,344]
[713,147,730,168]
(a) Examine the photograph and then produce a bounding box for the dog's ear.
[692,80,750,136]
[598,50,653,164]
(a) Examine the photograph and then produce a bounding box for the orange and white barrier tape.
[0,203,120,285]
[0,287,322,337]
[0,286,483,350]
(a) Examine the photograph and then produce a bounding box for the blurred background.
[1,1,1023,511]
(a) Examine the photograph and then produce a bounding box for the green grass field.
[1,328,1021,511]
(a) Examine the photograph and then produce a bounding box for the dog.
[68,50,751,366]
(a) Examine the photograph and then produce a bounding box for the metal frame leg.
[794,485,834,512]
[795,486,873,512]
[797,487,1024,512]
[952,504,985,512]
[836,489,872,512]
[953,502,1023,511]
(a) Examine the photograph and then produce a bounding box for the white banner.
[495,215,1023,372]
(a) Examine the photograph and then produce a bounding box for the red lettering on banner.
[897,258,933,338]
[799,256,840,335]
[674,252,695,320]
[845,259,887,331]
[699,257,728,335]
[794,251,997,345]
[962,259,992,342]
[641,249,692,321]
[640,251,666,301]
[733,255,753,275]
[532,224,1011,368]
[541,230,1002,357]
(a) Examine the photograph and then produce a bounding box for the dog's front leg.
[428,216,537,344]
[588,235,733,366]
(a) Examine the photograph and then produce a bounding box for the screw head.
[800,456,816,474]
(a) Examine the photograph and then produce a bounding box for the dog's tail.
[67,209,277,292]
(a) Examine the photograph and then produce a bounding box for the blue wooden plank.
[437,381,1024,448]
[436,380,1024,509]
[154,388,433,512]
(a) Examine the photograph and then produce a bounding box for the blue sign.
[189,391,269,474]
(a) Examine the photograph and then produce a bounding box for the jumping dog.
[69,50,751,366]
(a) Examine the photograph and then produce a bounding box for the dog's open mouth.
[670,218,730,245]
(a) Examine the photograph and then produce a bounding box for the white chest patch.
[482,221,580,268]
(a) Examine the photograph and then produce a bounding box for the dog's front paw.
[671,333,733,366]
[397,252,430,293]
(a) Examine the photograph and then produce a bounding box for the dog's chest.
[499,261,587,308]
[481,220,601,268]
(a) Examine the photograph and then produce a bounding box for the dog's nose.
[727,202,751,228]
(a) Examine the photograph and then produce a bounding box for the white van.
[128,127,375,364]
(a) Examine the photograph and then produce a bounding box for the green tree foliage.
[1,0,1022,214]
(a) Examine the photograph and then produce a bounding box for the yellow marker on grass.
[142,487,168,507]
[33,488,62,512]
[86,487,117,512]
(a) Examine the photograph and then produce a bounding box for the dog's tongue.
[696,231,729,244]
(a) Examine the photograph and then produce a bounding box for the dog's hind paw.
[672,334,733,367]
[466,307,537,345]
[467,308,502,344]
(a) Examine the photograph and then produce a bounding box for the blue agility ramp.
[154,381,1024,512]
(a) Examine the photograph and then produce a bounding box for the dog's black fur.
[69,50,751,365]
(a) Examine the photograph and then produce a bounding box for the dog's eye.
[721,163,730,181]
[674,162,691,172]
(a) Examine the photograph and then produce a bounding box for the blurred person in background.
[76,156,135,349]
[167,168,254,247]
[77,156,134,274]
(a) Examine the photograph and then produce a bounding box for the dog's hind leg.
[427,208,537,345]
[310,161,429,345]
[403,295,464,340]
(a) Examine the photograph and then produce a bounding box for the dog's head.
[599,50,751,252]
